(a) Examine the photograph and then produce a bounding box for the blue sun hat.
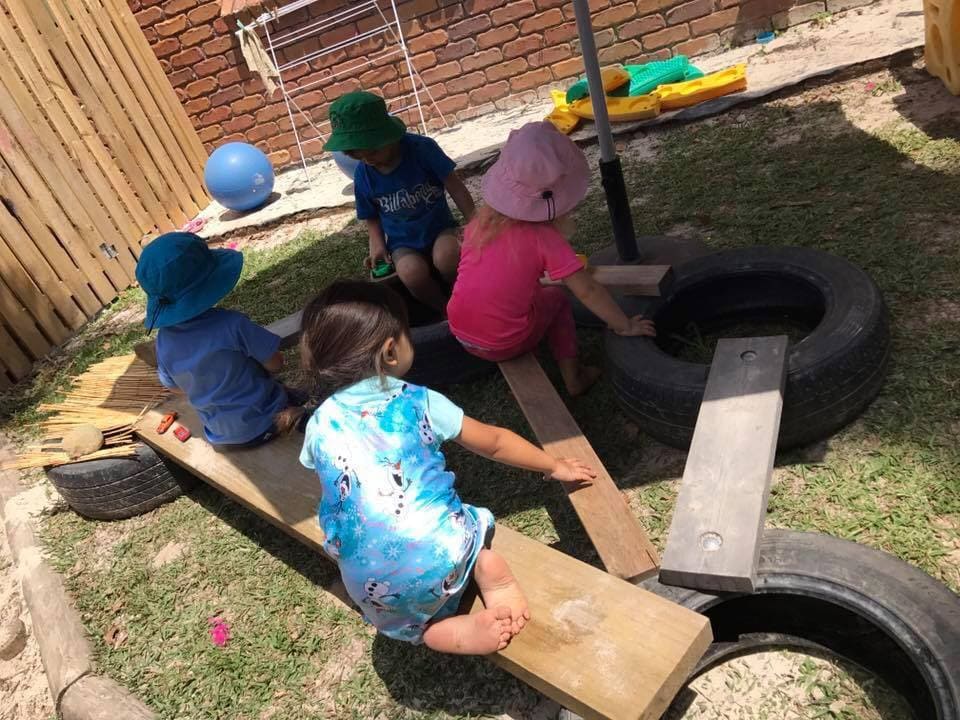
[136,232,243,330]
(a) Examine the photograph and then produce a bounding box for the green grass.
[25,73,960,718]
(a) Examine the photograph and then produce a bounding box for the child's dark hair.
[276,280,410,433]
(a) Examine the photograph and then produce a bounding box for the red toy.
[156,412,177,434]
[173,425,192,442]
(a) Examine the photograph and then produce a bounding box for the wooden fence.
[0,0,209,387]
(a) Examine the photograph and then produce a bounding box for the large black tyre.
[561,530,960,720]
[47,443,197,521]
[606,246,890,449]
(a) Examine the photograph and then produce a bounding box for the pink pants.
[460,287,578,363]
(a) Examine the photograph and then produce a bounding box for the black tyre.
[606,246,890,449]
[562,530,960,720]
[47,443,197,521]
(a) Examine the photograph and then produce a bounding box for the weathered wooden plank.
[498,354,660,580]
[0,225,70,346]
[541,264,673,296]
[135,399,710,720]
[0,324,32,380]
[0,275,50,359]
[659,336,787,593]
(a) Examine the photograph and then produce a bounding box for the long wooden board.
[135,399,710,720]
[659,336,787,593]
[542,264,672,296]
[498,354,660,581]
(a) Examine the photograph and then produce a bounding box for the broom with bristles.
[3,354,170,471]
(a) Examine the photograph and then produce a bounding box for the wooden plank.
[102,0,209,176]
[6,0,176,234]
[42,0,189,229]
[0,225,70,346]
[0,154,101,317]
[0,275,50,359]
[0,3,153,234]
[135,399,711,720]
[498,354,660,580]
[659,336,787,593]
[541,265,673,296]
[0,48,136,287]
[81,0,207,212]
[0,324,33,380]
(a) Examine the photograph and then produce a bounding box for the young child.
[447,122,655,396]
[136,232,304,447]
[292,281,595,654]
[324,91,475,313]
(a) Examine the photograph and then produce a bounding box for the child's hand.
[614,315,656,337]
[548,457,596,483]
[364,248,391,269]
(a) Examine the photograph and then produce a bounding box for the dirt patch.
[305,634,370,716]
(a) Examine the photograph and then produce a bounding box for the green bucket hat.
[324,92,405,152]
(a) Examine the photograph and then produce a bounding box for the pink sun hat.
[481,121,590,223]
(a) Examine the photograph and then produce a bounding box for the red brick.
[666,0,714,24]
[317,23,359,49]
[200,106,231,124]
[135,6,161,26]
[325,78,363,100]
[563,0,609,16]
[153,38,180,58]
[181,25,212,47]
[619,14,666,39]
[599,39,643,63]
[527,43,572,68]
[168,68,194,88]
[397,0,438,21]
[232,95,265,114]
[470,80,510,104]
[491,0,536,26]
[545,21,577,43]
[246,122,280,143]
[195,56,228,77]
[477,25,519,50]
[503,34,543,60]
[220,116,253,135]
[255,104,287,123]
[217,68,242,87]
[534,0,567,7]
[277,113,315,132]
[408,29,448,53]
[463,0,506,13]
[573,27,615,51]
[171,47,203,68]
[188,1,220,24]
[461,48,503,71]
[297,90,326,109]
[519,8,564,33]
[421,5,465,30]
[674,32,720,55]
[509,66,551,91]
[202,35,234,57]
[485,57,528,82]
[210,85,242,106]
[197,125,223,143]
[593,2,638,28]
[447,15,492,41]
[360,65,398,86]
[424,82,449,101]
[268,132,299,152]
[268,150,291,167]
[435,93,469,115]
[156,15,187,37]
[165,0,197,13]
[213,17,229,33]
[690,7,739,33]
[642,24,690,49]
[421,60,461,84]
[718,0,739,6]
[445,71,487,93]
[142,27,157,43]
[436,38,477,62]
[637,0,680,13]
[551,56,585,79]
[457,101,496,122]
[411,50,438,70]
[184,97,211,115]
[185,77,217,98]
[739,0,790,20]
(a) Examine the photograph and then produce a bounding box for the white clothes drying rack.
[242,0,449,172]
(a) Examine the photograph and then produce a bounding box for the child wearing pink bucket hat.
[447,122,655,396]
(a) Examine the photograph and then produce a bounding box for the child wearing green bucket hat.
[325,91,475,312]
[135,232,307,447]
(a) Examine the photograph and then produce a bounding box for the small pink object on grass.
[208,617,230,647]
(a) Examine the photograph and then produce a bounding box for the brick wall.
[131,0,874,170]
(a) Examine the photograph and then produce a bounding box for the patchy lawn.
[11,56,960,719]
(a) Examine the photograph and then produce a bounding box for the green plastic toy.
[371,260,395,279]
[611,57,705,97]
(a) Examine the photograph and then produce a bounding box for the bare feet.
[474,549,530,636]
[562,364,602,397]
[422,606,513,654]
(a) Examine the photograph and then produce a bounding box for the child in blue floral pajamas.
[289,281,595,654]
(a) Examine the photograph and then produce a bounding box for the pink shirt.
[447,220,584,351]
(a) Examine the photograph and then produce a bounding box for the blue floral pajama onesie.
[299,376,494,643]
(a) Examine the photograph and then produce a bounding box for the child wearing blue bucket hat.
[136,232,305,447]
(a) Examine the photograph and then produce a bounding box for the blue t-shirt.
[354,133,457,253]
[156,308,288,445]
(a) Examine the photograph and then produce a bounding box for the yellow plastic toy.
[924,0,960,95]
[569,94,660,122]
[654,65,747,111]
[545,90,581,134]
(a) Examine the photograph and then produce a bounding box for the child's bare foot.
[422,606,513,654]
[474,549,530,635]
[564,365,602,397]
